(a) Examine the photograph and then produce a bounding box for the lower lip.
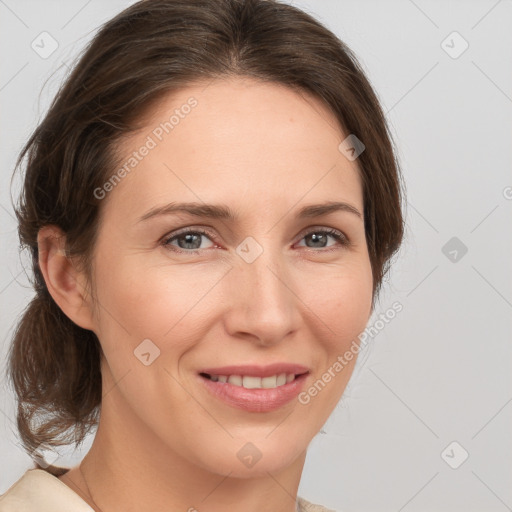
[197,373,309,412]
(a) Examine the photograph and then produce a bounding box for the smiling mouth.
[199,372,308,389]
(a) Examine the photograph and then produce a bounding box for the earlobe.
[37,225,95,331]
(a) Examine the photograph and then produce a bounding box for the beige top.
[0,468,337,512]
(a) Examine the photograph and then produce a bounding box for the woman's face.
[86,77,373,477]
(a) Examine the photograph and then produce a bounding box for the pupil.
[308,233,326,248]
[179,233,201,249]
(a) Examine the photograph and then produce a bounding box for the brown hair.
[6,0,405,472]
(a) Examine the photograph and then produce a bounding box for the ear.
[37,225,96,331]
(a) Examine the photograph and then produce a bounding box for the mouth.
[196,364,310,412]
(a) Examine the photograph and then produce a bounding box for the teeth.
[243,375,262,389]
[276,373,286,386]
[208,373,297,389]
[227,375,242,386]
[261,375,277,388]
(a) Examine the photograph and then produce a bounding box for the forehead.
[104,77,363,221]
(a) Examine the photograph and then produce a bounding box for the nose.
[222,243,301,347]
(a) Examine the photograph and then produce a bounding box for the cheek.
[298,263,372,414]
[91,253,227,358]
[299,258,373,342]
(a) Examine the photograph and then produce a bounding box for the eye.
[295,228,350,251]
[162,228,216,253]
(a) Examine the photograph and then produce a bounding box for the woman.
[0,0,404,511]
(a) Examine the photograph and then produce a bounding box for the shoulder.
[297,495,338,512]
[0,468,94,512]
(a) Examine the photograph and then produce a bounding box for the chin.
[197,437,306,478]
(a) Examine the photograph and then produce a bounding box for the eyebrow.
[136,200,363,223]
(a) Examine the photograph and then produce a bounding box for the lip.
[197,372,309,412]
[198,363,310,378]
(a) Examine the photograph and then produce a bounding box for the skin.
[38,76,374,512]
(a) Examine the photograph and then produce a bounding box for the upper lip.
[198,363,310,378]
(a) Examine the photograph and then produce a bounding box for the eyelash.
[161,226,351,254]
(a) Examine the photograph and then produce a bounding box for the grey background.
[1,1,511,510]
